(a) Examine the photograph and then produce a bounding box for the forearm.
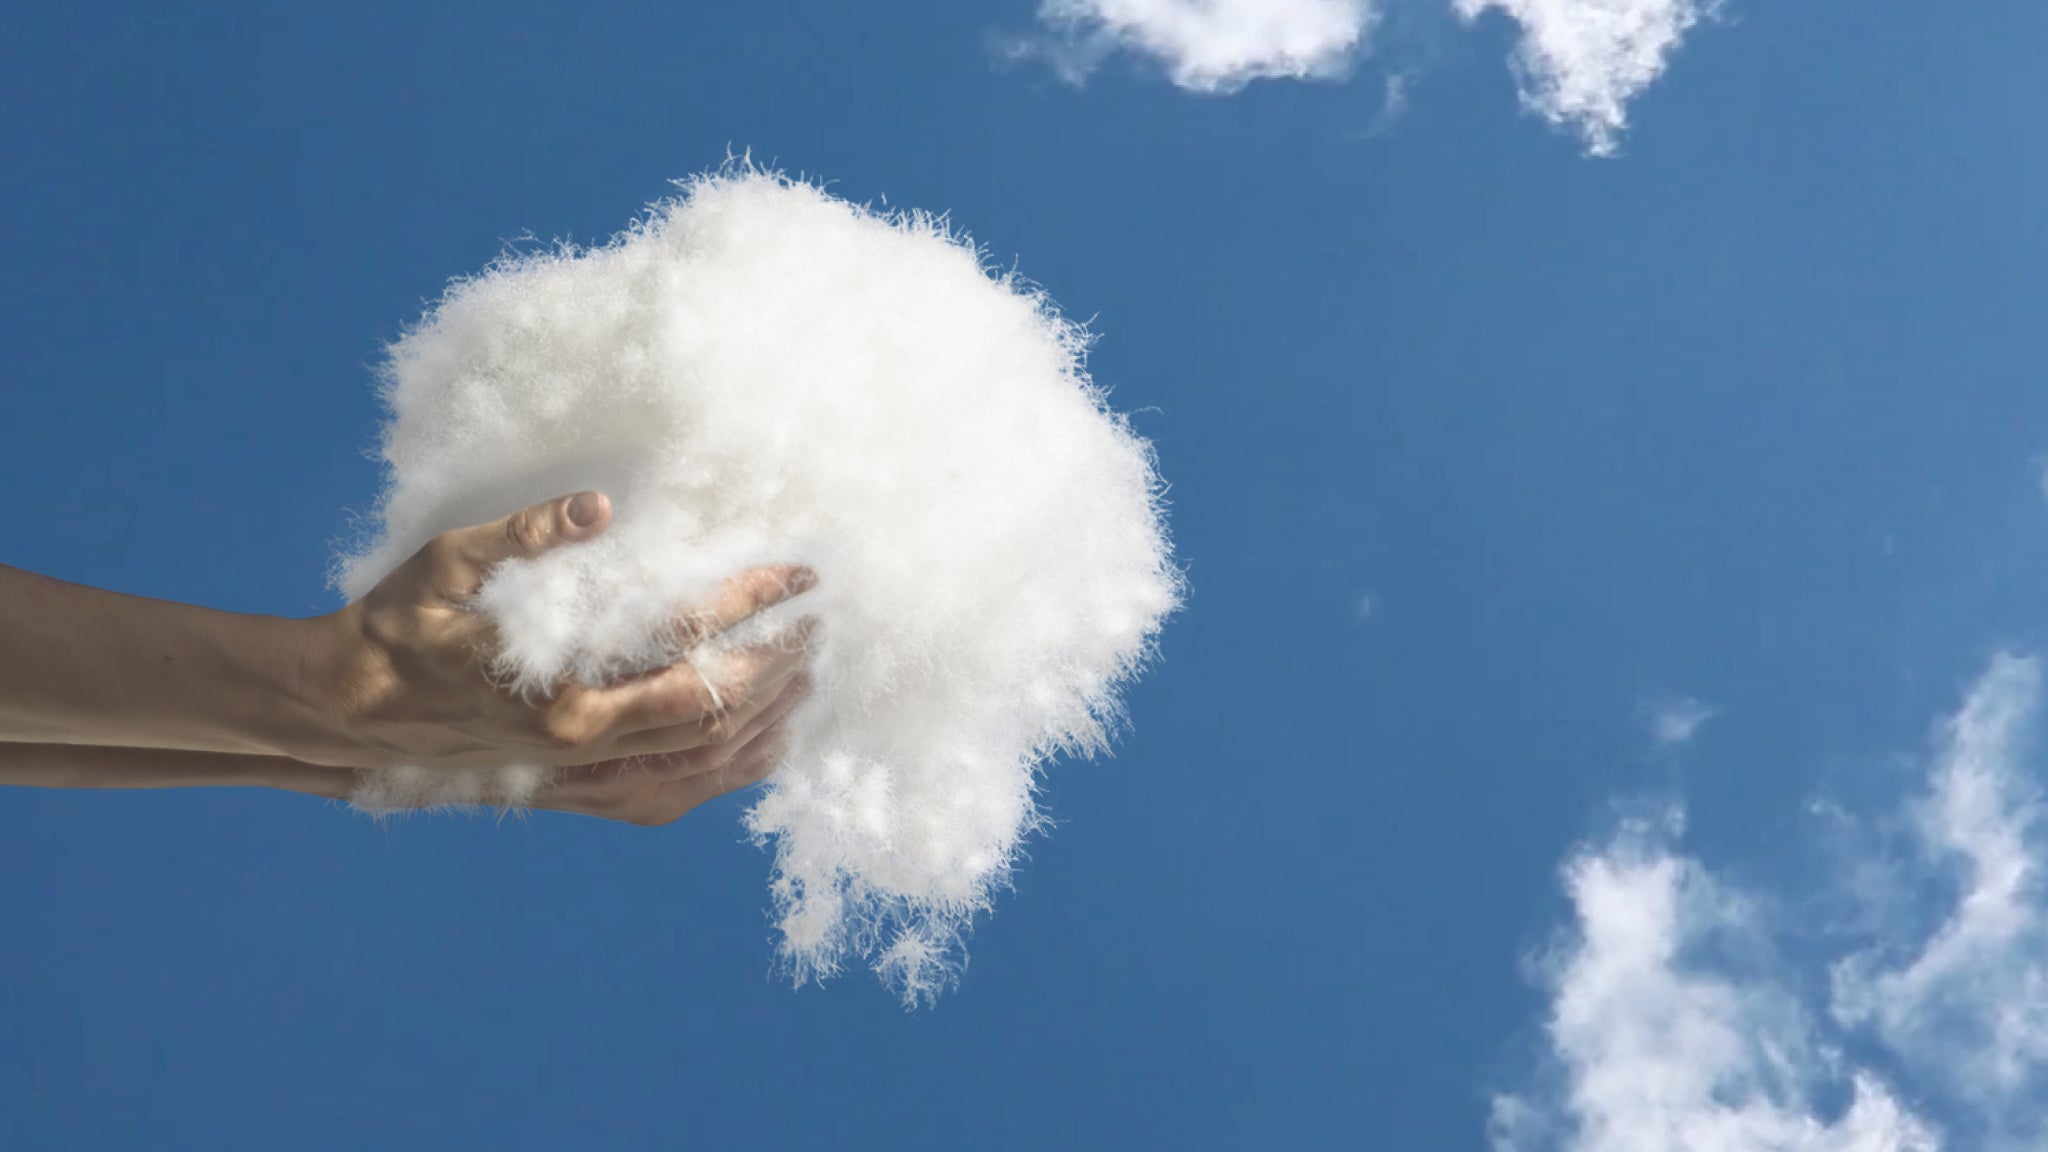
[0,564,345,758]
[0,741,623,822]
[0,740,353,798]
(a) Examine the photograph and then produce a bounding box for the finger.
[449,491,612,572]
[619,670,814,773]
[665,565,818,651]
[568,746,703,789]
[665,718,789,810]
[577,618,817,747]
[547,711,795,826]
[717,726,791,792]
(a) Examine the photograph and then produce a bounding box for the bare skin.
[0,672,808,825]
[0,490,816,825]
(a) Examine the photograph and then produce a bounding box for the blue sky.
[3,2,2046,1149]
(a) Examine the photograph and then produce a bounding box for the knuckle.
[504,509,553,556]
[665,676,717,720]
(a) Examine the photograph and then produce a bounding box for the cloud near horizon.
[1498,654,2048,1151]
[1831,654,2048,1143]
[1491,814,1937,1152]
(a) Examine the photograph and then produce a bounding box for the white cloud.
[1493,815,1936,1152]
[1832,654,2048,1137]
[1646,695,1717,748]
[1502,655,2048,1150]
[1020,0,1725,154]
[1035,0,1373,92]
[1453,0,1718,155]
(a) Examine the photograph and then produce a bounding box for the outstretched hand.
[301,490,818,774]
[0,488,816,826]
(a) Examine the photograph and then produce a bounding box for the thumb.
[456,490,612,569]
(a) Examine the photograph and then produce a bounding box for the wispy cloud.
[1492,814,1936,1152]
[1357,71,1414,138]
[1032,0,1373,92]
[1832,654,2048,1143]
[1452,0,1718,155]
[1644,695,1717,748]
[1501,655,2048,1150]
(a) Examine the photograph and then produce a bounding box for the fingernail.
[787,567,818,593]
[566,491,607,528]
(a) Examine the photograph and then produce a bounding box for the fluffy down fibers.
[334,170,1180,1002]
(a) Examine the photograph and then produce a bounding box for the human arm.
[0,561,341,758]
[0,491,816,774]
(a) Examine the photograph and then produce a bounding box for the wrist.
[273,604,384,767]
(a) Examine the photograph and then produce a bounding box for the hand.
[301,491,818,773]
